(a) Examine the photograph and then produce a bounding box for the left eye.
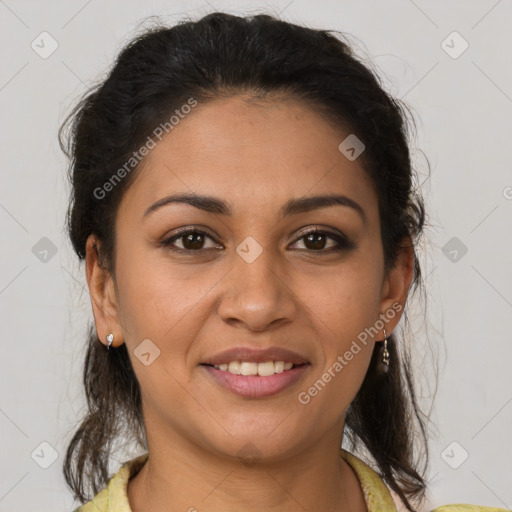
[289,229,352,252]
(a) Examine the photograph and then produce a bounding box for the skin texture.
[85,94,414,512]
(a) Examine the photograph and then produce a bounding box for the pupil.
[184,233,203,250]
[306,233,325,250]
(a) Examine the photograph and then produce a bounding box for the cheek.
[297,277,378,423]
[114,253,211,408]
[113,237,203,332]
[297,257,382,402]
[112,262,170,359]
[113,244,227,378]
[304,259,383,342]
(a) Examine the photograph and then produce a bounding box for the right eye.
[160,228,222,253]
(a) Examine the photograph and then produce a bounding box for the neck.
[127,423,367,512]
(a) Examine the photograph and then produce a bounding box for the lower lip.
[200,364,310,398]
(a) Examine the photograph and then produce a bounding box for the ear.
[378,237,415,337]
[85,234,123,349]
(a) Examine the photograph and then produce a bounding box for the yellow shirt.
[74,449,508,512]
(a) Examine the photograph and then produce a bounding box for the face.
[87,94,412,463]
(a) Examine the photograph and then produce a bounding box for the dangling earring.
[106,333,114,351]
[381,327,390,371]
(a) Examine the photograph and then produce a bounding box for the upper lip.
[201,347,309,366]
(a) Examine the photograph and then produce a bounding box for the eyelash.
[160,227,354,254]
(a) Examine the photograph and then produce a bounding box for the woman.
[61,11,505,512]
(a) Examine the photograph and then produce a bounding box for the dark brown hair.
[60,11,431,510]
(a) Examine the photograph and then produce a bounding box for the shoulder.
[431,505,511,511]
[340,448,398,510]
[339,450,508,512]
[73,487,109,512]
[73,452,149,512]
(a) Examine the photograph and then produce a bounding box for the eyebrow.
[143,192,367,224]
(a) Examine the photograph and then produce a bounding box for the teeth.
[213,360,296,375]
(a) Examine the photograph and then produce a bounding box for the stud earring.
[381,327,390,371]
[106,333,114,351]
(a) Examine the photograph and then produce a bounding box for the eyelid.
[292,226,344,241]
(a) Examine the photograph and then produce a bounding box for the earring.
[106,333,114,351]
[381,327,390,371]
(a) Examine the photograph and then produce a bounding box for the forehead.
[118,94,378,223]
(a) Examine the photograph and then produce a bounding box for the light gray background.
[1,0,511,510]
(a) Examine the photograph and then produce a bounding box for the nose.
[217,244,298,332]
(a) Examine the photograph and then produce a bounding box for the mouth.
[200,362,311,398]
[201,360,306,375]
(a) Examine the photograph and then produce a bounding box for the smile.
[200,362,310,398]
